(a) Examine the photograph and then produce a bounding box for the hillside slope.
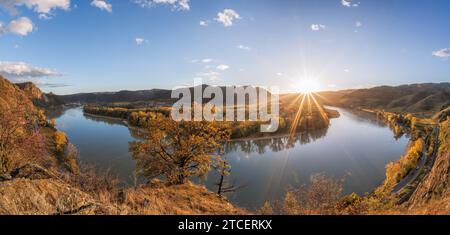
[0,76,244,215]
[317,83,450,117]
[58,85,273,106]
[0,177,244,215]
[407,119,450,208]
[15,82,64,108]
[0,77,37,113]
[60,89,173,104]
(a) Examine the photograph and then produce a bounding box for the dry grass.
[0,176,246,215]
[0,178,103,215]
[119,181,246,215]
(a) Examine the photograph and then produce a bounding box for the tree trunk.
[217,174,224,195]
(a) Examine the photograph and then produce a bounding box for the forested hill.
[58,85,272,105]
[316,83,450,117]
[59,89,173,104]
[10,78,450,118]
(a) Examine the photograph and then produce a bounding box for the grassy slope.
[0,178,245,215]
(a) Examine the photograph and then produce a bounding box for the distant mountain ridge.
[59,88,173,104]
[317,83,450,117]
[10,79,449,118]
[58,85,273,105]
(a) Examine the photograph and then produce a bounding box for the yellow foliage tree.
[54,131,68,155]
[130,118,231,185]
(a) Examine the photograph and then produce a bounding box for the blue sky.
[0,0,449,95]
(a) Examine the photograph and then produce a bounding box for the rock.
[0,174,12,182]
[10,164,57,180]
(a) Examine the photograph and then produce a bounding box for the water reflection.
[53,106,409,210]
[84,113,125,126]
[226,126,329,154]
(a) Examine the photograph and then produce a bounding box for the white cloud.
[216,64,229,71]
[136,38,144,45]
[202,58,212,63]
[0,61,62,79]
[133,0,190,11]
[196,71,219,77]
[195,70,220,82]
[199,20,209,27]
[0,0,71,15]
[433,48,450,58]
[215,9,240,27]
[7,17,34,36]
[311,24,326,31]
[276,72,283,76]
[37,82,70,88]
[341,0,360,7]
[91,0,112,13]
[135,37,148,45]
[38,13,52,20]
[344,69,350,73]
[355,21,362,27]
[237,44,251,51]
[0,1,71,36]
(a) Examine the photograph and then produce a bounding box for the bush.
[54,131,68,155]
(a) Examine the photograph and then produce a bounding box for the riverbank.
[61,106,408,209]
[83,112,148,134]
[82,106,341,142]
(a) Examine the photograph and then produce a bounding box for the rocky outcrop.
[15,81,64,108]
[10,164,59,180]
[0,76,36,112]
[433,106,450,122]
[408,119,450,207]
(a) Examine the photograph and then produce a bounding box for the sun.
[295,79,322,94]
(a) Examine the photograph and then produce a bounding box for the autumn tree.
[281,173,344,215]
[212,156,243,196]
[0,98,45,173]
[130,118,231,185]
[54,131,68,155]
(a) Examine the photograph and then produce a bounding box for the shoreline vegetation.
[81,100,340,140]
[80,102,445,214]
[82,107,339,142]
[1,76,450,215]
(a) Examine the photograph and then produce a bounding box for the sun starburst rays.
[287,91,328,140]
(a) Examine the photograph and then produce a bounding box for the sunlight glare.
[295,79,321,94]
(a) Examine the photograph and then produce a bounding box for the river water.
[53,107,408,209]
